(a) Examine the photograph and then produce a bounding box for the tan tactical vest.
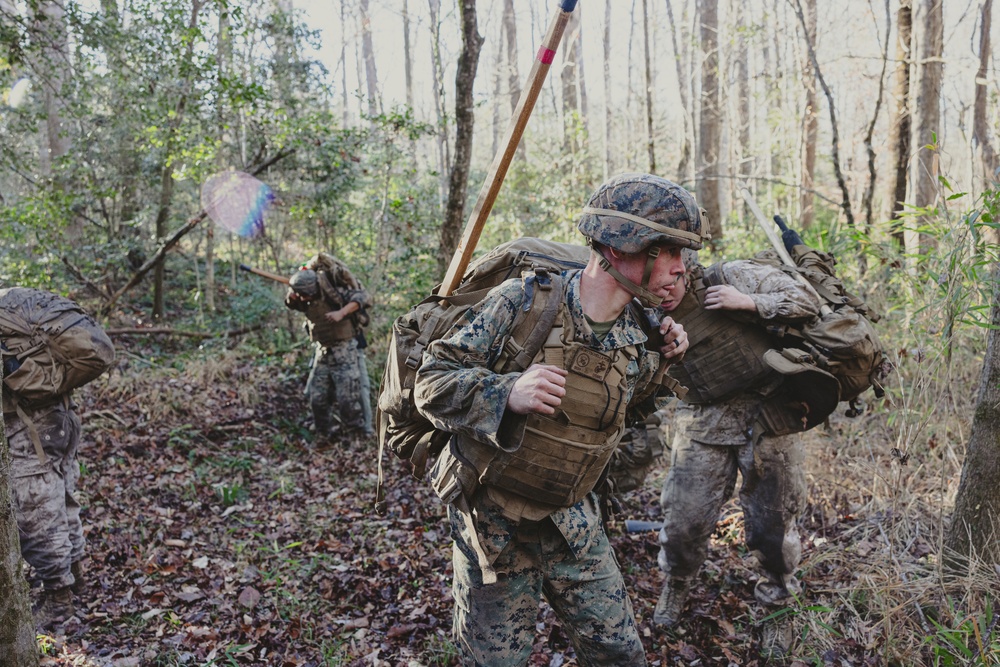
[461,307,637,521]
[666,267,775,404]
[303,272,356,346]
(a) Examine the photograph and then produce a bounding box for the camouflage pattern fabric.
[450,493,646,667]
[7,399,84,591]
[657,260,816,607]
[305,338,365,436]
[576,173,705,253]
[415,271,667,665]
[416,271,664,447]
[658,407,806,606]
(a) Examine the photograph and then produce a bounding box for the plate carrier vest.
[456,302,637,522]
[666,266,775,404]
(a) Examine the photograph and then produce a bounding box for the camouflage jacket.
[415,269,670,551]
[681,259,820,446]
[415,270,667,451]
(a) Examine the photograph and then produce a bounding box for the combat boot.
[652,577,692,628]
[34,586,75,631]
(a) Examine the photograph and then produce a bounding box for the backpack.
[375,238,591,514]
[306,252,371,329]
[1,287,116,411]
[732,244,889,412]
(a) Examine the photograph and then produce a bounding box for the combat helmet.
[577,173,707,306]
[289,269,319,297]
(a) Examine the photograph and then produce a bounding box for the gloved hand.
[773,215,804,253]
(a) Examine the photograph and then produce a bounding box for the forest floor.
[28,342,989,667]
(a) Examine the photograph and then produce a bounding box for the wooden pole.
[438,0,579,298]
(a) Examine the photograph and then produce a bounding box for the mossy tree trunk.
[945,265,1000,567]
[0,385,40,664]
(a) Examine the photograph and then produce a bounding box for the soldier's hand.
[704,285,756,312]
[659,316,688,360]
[325,308,347,323]
[507,364,567,415]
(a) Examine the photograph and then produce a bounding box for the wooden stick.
[438,0,579,298]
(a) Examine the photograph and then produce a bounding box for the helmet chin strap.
[592,245,663,308]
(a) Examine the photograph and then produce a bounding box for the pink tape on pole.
[536,47,556,64]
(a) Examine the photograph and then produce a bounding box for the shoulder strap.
[497,270,565,373]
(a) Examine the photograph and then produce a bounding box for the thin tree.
[30,0,71,176]
[642,0,656,173]
[697,0,723,243]
[359,0,380,117]
[909,0,943,215]
[790,0,854,228]
[0,386,39,665]
[972,0,997,195]
[339,0,350,127]
[503,0,522,159]
[734,0,752,217]
[561,7,581,153]
[438,0,483,277]
[428,0,450,206]
[797,0,817,229]
[883,0,911,246]
[153,0,205,320]
[861,0,892,243]
[603,0,613,178]
[944,263,1000,567]
[665,0,693,182]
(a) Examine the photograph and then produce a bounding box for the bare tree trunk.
[403,0,414,114]
[642,0,656,173]
[908,0,942,255]
[153,0,204,320]
[883,0,911,246]
[791,0,854,228]
[438,0,483,277]
[665,0,691,181]
[945,264,1000,567]
[561,7,581,153]
[31,0,71,175]
[429,0,450,205]
[861,0,892,248]
[340,0,350,127]
[0,392,39,665]
[359,0,380,117]
[208,8,232,314]
[697,0,723,244]
[603,0,613,178]
[910,0,943,211]
[973,0,997,195]
[797,0,817,229]
[503,0,522,159]
[734,1,751,217]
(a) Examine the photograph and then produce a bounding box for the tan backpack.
[374,238,592,514]
[1,288,115,411]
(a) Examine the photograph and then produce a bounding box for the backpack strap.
[13,398,50,466]
[497,269,565,372]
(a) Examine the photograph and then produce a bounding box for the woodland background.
[1,0,999,665]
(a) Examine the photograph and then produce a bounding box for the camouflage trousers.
[305,338,368,436]
[6,400,85,591]
[658,422,806,606]
[449,497,646,666]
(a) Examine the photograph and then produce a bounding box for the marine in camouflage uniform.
[285,255,373,446]
[6,400,85,627]
[652,248,821,656]
[414,174,705,666]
